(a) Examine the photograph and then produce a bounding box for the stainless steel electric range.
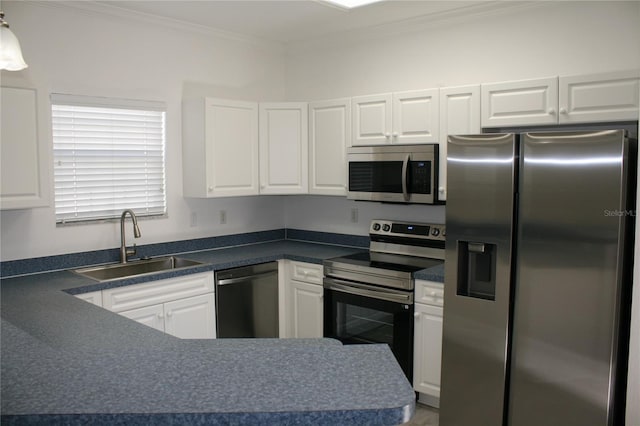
[323,219,445,381]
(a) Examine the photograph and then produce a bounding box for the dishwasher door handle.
[217,269,278,286]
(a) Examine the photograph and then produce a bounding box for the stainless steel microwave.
[347,144,439,204]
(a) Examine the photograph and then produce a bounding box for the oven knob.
[372,223,381,231]
[431,228,440,236]
[382,224,391,232]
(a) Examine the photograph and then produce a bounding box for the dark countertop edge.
[61,242,372,295]
[0,228,370,279]
[413,264,445,283]
[0,404,414,426]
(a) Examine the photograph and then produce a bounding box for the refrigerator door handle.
[401,154,410,201]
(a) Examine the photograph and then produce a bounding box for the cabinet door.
[352,93,392,145]
[164,293,216,339]
[559,70,640,124]
[413,303,443,400]
[392,89,439,144]
[309,99,350,196]
[259,102,309,194]
[289,280,323,338]
[120,304,165,333]
[1,87,48,209]
[439,85,480,201]
[75,291,103,307]
[205,98,259,197]
[481,77,558,127]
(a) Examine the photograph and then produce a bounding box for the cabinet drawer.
[415,280,444,307]
[290,261,323,285]
[103,272,214,313]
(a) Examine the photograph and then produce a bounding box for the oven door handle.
[401,154,410,202]
[324,278,413,304]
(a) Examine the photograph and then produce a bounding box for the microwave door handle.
[402,154,410,201]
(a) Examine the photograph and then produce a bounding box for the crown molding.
[286,1,544,55]
[28,1,285,53]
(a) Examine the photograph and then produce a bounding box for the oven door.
[323,277,414,380]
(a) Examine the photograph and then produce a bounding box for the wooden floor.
[403,402,439,426]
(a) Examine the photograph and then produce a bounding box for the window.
[51,94,166,224]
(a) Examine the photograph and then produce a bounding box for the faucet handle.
[126,244,137,257]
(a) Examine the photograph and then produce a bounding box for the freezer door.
[440,134,517,426]
[509,130,631,426]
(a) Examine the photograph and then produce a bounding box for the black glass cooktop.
[329,251,443,274]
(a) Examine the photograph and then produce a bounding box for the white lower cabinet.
[75,291,103,307]
[119,303,165,332]
[282,261,324,338]
[289,280,324,338]
[413,279,444,407]
[102,272,216,339]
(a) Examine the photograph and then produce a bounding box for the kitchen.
[1,0,640,424]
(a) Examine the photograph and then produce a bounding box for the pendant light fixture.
[0,10,28,71]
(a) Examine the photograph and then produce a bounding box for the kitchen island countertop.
[1,240,416,425]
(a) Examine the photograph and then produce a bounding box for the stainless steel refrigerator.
[440,130,636,426]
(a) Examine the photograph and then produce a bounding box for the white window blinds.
[51,94,166,224]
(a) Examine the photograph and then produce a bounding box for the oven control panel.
[370,220,446,241]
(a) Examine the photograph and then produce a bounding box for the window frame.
[51,93,167,225]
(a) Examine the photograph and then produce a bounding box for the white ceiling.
[95,0,494,44]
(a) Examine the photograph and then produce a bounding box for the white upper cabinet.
[182,98,259,197]
[1,87,48,210]
[481,71,639,128]
[308,98,351,196]
[259,102,308,194]
[392,89,439,144]
[481,77,559,127]
[352,93,393,145]
[352,90,439,145]
[438,85,481,201]
[559,70,640,123]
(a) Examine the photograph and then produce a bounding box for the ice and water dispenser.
[457,241,497,301]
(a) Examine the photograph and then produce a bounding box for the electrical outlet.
[350,207,358,223]
[190,212,197,227]
[220,210,227,224]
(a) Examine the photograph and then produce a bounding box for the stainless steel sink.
[73,256,204,282]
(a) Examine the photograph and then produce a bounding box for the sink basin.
[73,256,204,282]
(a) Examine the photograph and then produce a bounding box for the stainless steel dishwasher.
[215,262,279,338]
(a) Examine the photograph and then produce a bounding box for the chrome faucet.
[120,209,141,263]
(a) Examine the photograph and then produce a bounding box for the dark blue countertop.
[1,241,416,425]
[413,262,444,283]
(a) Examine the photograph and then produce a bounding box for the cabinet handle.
[208,186,213,192]
[166,311,173,317]
[385,132,391,139]
[430,291,437,297]
[158,313,164,319]
[559,107,568,114]
[392,132,398,139]
[548,108,556,115]
[414,312,420,318]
